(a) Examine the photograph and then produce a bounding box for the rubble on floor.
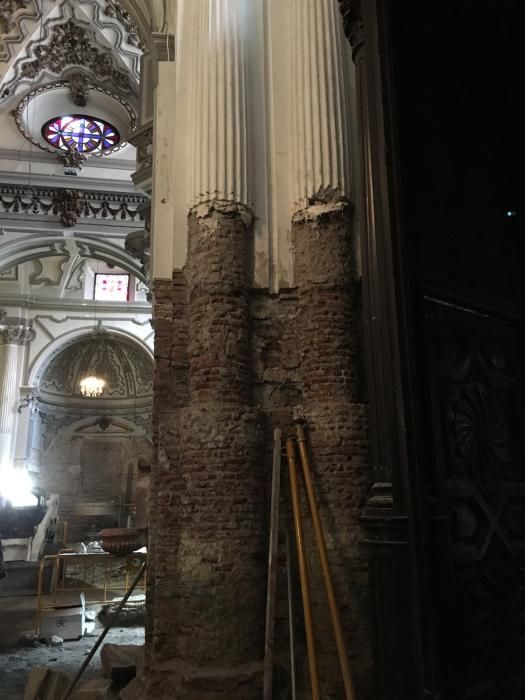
[100,642,143,684]
[24,666,70,700]
[71,678,112,699]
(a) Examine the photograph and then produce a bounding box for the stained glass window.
[42,114,120,154]
[94,274,129,301]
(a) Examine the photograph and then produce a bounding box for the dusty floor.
[0,593,144,699]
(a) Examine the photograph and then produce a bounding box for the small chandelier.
[80,375,105,398]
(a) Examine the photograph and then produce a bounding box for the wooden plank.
[263,428,282,700]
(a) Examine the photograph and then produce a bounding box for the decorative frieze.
[0,183,147,225]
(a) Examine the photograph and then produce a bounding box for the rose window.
[42,114,120,153]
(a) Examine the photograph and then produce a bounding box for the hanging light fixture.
[80,266,106,398]
[80,374,105,398]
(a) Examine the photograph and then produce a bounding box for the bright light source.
[506,210,517,218]
[0,466,38,507]
[80,375,105,398]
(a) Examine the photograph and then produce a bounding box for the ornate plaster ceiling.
[0,0,142,82]
[0,0,143,163]
[38,331,153,405]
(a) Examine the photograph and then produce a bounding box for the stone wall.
[146,201,373,698]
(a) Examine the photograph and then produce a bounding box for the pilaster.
[0,315,33,468]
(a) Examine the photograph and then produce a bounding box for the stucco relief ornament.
[20,19,132,94]
[68,71,90,107]
[56,188,82,227]
[104,0,144,50]
[60,143,86,171]
[0,323,34,345]
[0,0,30,34]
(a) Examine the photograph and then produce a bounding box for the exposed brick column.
[292,200,373,696]
[146,203,265,699]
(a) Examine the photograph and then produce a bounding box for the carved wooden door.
[423,298,525,699]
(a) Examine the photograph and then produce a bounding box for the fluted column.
[190,0,249,207]
[290,1,373,696]
[291,0,352,208]
[0,317,33,468]
[146,3,264,698]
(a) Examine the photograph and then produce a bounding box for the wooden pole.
[295,423,356,700]
[286,530,297,700]
[286,437,321,700]
[263,428,282,700]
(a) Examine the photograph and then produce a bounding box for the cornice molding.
[0,148,136,172]
[0,170,139,194]
[0,296,151,314]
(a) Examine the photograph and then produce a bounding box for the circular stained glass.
[42,114,120,154]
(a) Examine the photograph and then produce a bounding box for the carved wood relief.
[424,300,525,699]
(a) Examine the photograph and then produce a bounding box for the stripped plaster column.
[0,315,33,469]
[290,0,373,695]
[145,2,265,697]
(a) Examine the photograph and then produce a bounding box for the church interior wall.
[0,2,376,698]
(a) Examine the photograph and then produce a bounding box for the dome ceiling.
[38,332,153,406]
[0,0,142,160]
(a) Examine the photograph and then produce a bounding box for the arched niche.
[28,330,153,541]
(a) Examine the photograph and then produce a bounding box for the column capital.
[0,317,34,346]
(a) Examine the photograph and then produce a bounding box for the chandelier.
[80,375,105,398]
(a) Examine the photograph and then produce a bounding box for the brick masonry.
[145,200,373,698]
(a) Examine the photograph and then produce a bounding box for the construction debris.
[71,678,112,699]
[24,666,71,700]
[100,643,143,684]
